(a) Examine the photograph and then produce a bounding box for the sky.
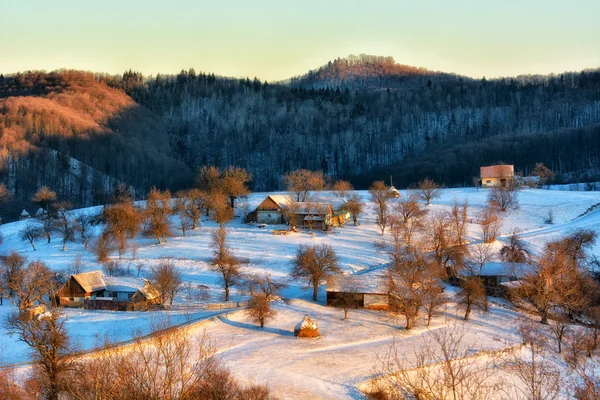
[1,0,599,81]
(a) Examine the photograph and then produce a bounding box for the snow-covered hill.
[1,187,599,398]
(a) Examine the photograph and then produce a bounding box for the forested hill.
[1,56,600,218]
[0,71,193,219]
[287,54,454,90]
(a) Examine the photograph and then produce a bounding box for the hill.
[287,53,456,89]
[0,71,193,218]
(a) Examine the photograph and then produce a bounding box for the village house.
[252,195,293,224]
[326,274,389,310]
[464,261,531,297]
[480,165,515,188]
[288,202,334,230]
[58,271,161,310]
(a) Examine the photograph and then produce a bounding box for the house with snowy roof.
[58,271,161,310]
[252,194,294,224]
[326,274,389,310]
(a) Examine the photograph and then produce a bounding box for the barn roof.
[480,165,514,179]
[268,195,294,208]
[465,262,532,278]
[326,274,387,295]
[295,202,333,215]
[71,271,152,294]
[72,271,106,293]
[104,276,147,293]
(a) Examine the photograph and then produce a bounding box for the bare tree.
[469,243,493,274]
[393,194,427,245]
[504,320,561,400]
[222,166,252,208]
[417,177,442,206]
[423,282,446,326]
[449,200,468,245]
[457,277,486,320]
[210,192,234,227]
[375,324,499,399]
[0,252,54,309]
[54,202,75,251]
[150,261,182,306]
[332,180,353,200]
[488,187,518,212]
[290,244,340,301]
[549,316,571,354]
[103,201,142,258]
[31,186,57,213]
[20,224,42,251]
[91,233,112,263]
[35,212,55,244]
[74,213,93,250]
[245,294,277,328]
[480,205,501,244]
[145,188,173,244]
[330,291,357,320]
[5,310,76,400]
[283,169,325,202]
[343,193,363,226]
[500,231,531,263]
[209,227,241,301]
[369,180,389,235]
[533,163,555,188]
[175,188,205,230]
[242,274,288,301]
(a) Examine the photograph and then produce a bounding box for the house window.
[486,180,491,184]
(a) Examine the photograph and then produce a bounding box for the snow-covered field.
[1,187,599,398]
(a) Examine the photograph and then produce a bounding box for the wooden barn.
[326,274,389,310]
[253,195,293,224]
[480,165,515,188]
[288,202,334,230]
[58,271,161,310]
[462,262,531,297]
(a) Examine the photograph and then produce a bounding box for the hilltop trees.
[290,244,340,301]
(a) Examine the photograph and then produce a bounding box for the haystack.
[294,315,319,338]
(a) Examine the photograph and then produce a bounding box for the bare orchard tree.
[221,166,252,209]
[449,200,468,245]
[469,243,493,274]
[145,188,173,244]
[290,244,340,301]
[176,188,205,230]
[503,319,561,400]
[5,310,77,400]
[174,196,193,236]
[245,294,277,328]
[54,202,75,251]
[549,315,571,354]
[210,192,234,227]
[103,201,142,258]
[209,227,242,301]
[20,223,42,251]
[332,179,353,200]
[343,193,364,226]
[480,205,502,244]
[74,213,93,250]
[150,261,182,307]
[500,231,531,263]
[417,177,442,206]
[392,194,428,245]
[283,169,325,202]
[242,274,288,301]
[35,212,55,244]
[533,163,555,188]
[374,324,500,399]
[369,180,389,235]
[488,187,518,212]
[457,276,487,320]
[0,252,54,309]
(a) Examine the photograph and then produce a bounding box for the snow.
[294,314,318,331]
[1,187,600,398]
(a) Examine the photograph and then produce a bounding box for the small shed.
[326,274,389,310]
[288,202,334,230]
[480,165,515,188]
[20,209,31,220]
[463,262,531,297]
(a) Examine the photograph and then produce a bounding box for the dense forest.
[1,54,600,219]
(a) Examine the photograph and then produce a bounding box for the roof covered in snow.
[326,274,387,295]
[71,271,151,294]
[294,202,333,215]
[466,262,532,278]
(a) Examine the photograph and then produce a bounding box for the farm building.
[518,175,541,188]
[252,195,294,224]
[326,274,389,310]
[462,262,531,297]
[58,271,161,310]
[480,165,515,188]
[288,202,334,230]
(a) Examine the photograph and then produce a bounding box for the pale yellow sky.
[1,0,599,80]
